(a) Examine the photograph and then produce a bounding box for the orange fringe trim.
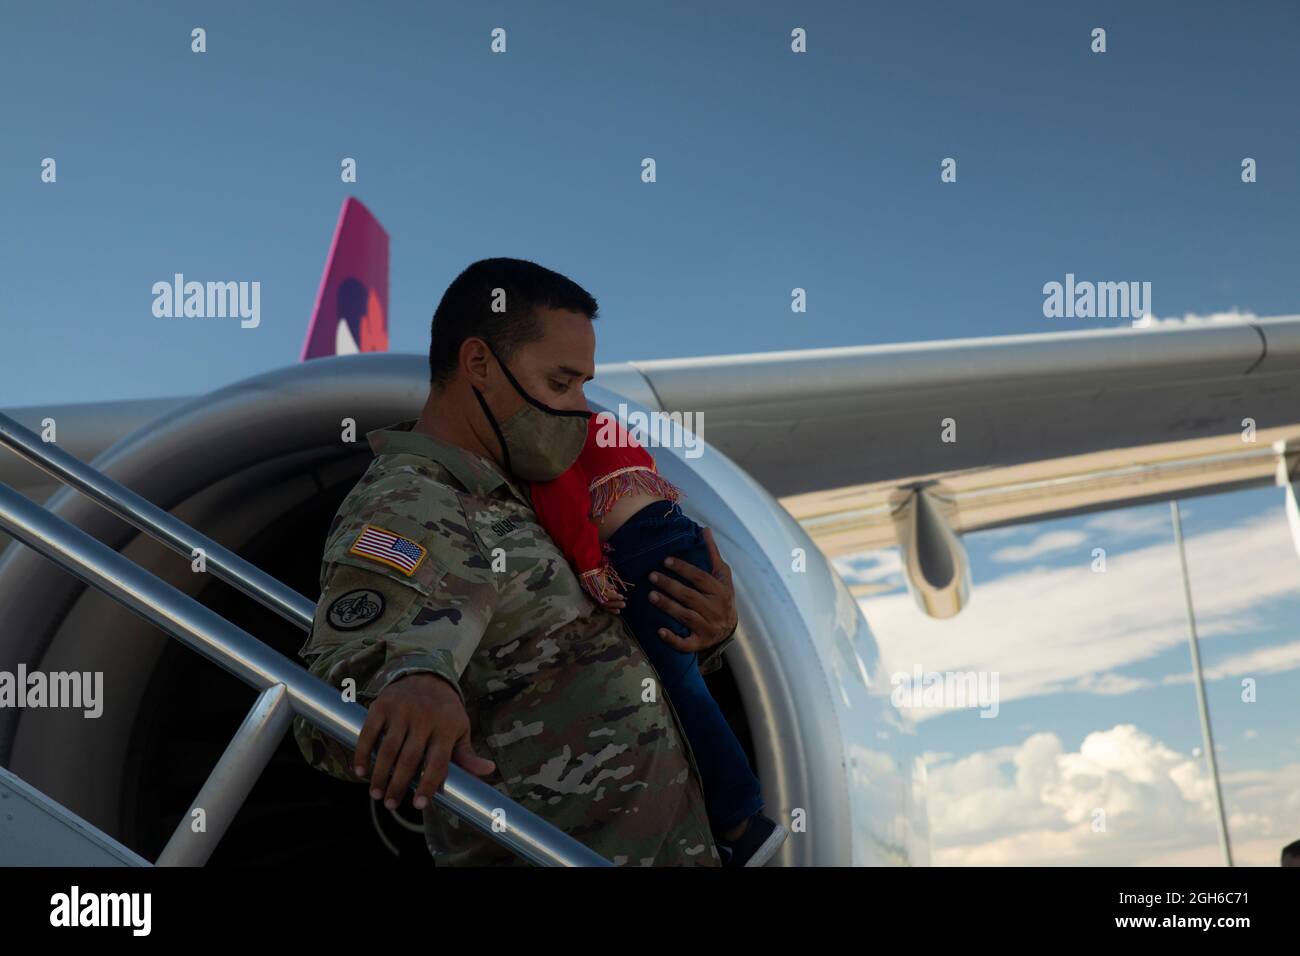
[580,562,632,604]
[589,465,683,519]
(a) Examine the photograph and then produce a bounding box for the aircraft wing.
[597,314,1300,556]
[4,315,1299,565]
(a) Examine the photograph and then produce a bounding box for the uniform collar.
[366,419,530,506]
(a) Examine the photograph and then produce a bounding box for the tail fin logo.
[301,197,390,360]
[333,278,387,355]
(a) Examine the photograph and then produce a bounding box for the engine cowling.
[0,354,927,865]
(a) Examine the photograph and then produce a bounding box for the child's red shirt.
[529,413,682,604]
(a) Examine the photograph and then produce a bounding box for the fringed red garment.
[589,465,683,519]
[579,562,633,604]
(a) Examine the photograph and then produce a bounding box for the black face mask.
[471,342,591,481]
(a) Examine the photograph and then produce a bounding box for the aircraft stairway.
[0,410,609,867]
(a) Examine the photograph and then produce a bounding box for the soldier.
[292,258,740,866]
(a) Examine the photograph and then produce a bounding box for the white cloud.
[1082,509,1173,542]
[1195,639,1300,682]
[927,724,1300,865]
[990,529,1088,563]
[1130,309,1256,329]
[1071,672,1153,696]
[858,508,1300,719]
[1082,640,1300,696]
[833,549,903,586]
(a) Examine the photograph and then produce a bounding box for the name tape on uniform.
[349,524,428,576]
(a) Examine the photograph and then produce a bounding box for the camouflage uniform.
[292,419,732,866]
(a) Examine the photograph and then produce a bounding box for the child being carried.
[528,411,788,867]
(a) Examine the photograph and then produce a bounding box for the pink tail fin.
[300,197,389,360]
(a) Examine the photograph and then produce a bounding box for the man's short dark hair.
[428,257,599,388]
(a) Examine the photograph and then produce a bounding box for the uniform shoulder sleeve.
[292,468,500,783]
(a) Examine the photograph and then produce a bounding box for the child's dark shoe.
[716,813,788,867]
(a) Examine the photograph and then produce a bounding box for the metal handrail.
[0,411,313,630]
[0,415,611,867]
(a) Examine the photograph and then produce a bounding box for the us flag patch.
[348,524,428,576]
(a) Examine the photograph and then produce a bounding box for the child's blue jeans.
[605,501,763,835]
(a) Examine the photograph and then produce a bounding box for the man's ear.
[460,337,492,389]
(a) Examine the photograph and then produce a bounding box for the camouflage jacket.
[292,419,733,866]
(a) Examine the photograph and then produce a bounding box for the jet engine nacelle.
[0,355,928,866]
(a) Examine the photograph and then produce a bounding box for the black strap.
[471,386,513,477]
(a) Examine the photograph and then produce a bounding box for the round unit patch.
[327,589,385,630]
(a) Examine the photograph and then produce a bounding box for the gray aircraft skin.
[2,313,1299,866]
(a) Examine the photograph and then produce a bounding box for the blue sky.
[845,487,1300,865]
[3,1,1298,406]
[4,2,1298,864]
